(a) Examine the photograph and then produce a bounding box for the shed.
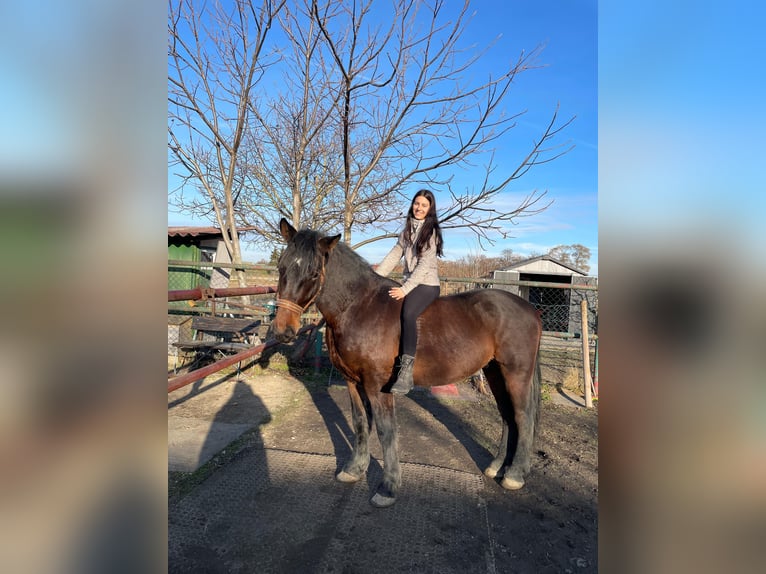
[168,227,233,291]
[168,226,236,356]
[489,255,597,335]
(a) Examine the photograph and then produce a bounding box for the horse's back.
[409,288,540,386]
[434,288,539,327]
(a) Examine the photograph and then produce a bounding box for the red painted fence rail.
[168,285,276,302]
[167,324,315,394]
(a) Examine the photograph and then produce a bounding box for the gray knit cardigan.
[375,219,440,295]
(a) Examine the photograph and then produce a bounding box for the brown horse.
[273,218,542,508]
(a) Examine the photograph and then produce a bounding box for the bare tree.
[237,0,346,238]
[169,0,574,256]
[311,0,573,247]
[548,244,591,273]
[168,0,286,286]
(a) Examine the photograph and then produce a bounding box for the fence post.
[593,338,599,399]
[581,299,593,408]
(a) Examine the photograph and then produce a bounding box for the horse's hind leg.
[368,391,401,508]
[336,380,372,483]
[497,361,538,491]
[482,360,518,479]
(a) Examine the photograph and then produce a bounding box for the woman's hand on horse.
[388,287,405,300]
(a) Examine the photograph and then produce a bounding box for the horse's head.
[273,218,340,342]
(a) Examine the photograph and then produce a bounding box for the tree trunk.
[343,206,353,246]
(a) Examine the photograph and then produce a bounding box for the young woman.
[375,189,444,393]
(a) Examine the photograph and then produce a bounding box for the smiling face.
[411,195,431,220]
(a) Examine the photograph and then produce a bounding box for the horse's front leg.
[368,390,400,508]
[336,380,372,483]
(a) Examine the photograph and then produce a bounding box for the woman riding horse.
[375,189,444,394]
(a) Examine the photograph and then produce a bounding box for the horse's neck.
[317,252,380,324]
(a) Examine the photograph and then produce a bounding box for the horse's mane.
[332,239,375,274]
[295,228,395,288]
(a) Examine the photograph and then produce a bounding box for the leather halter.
[276,297,306,315]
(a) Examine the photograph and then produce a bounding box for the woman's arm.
[375,235,404,277]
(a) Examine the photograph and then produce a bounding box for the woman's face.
[411,196,431,221]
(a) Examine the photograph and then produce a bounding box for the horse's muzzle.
[274,326,296,343]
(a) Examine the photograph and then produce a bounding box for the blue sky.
[168,0,598,273]
[599,1,766,257]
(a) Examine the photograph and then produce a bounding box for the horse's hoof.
[500,475,525,490]
[484,466,500,479]
[336,470,363,483]
[370,492,397,508]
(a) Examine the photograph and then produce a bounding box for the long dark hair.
[403,189,444,258]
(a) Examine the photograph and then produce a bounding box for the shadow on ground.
[169,336,598,573]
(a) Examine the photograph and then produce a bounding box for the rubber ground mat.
[169,448,494,573]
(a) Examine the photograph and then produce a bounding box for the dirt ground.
[169,354,598,573]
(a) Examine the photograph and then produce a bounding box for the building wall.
[168,241,201,290]
[201,238,231,288]
[568,276,598,336]
[168,236,232,290]
[490,270,521,296]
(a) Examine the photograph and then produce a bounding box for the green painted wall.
[168,241,209,291]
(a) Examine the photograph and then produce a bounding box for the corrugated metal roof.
[168,226,224,238]
[499,254,588,276]
[168,226,258,238]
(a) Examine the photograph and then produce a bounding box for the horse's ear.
[279,218,297,242]
[319,233,341,254]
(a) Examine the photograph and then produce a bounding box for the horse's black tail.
[530,349,542,441]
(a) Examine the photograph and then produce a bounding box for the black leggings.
[400,284,440,356]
